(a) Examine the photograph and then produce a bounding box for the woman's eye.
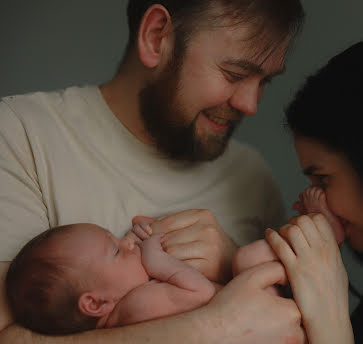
[311,174,329,188]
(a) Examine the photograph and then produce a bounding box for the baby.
[8,189,341,335]
[6,223,216,335]
[233,186,346,277]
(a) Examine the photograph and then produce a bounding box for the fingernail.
[133,224,141,231]
[140,222,152,235]
[265,228,274,235]
[146,224,153,235]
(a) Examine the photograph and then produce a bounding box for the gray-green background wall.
[1,0,363,310]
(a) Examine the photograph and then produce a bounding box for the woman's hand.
[266,214,353,344]
[132,209,238,284]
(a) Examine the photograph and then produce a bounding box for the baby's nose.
[122,236,135,250]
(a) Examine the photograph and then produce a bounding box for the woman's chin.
[345,224,363,252]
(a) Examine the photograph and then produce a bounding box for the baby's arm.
[138,227,216,298]
[106,225,216,327]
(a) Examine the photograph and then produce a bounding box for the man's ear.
[78,291,116,318]
[138,4,173,68]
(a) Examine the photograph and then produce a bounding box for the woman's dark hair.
[126,0,305,58]
[285,42,363,179]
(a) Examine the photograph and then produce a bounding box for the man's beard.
[139,59,241,163]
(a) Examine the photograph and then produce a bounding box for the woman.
[267,42,363,343]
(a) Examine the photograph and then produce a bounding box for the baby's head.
[285,41,363,251]
[6,223,148,334]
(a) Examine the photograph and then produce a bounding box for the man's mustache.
[203,105,244,122]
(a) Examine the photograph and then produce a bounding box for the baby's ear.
[78,291,115,317]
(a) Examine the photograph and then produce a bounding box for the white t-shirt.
[0,86,285,261]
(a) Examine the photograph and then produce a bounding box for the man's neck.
[99,61,153,144]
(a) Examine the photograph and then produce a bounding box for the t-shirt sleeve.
[0,100,49,261]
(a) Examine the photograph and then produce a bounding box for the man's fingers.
[146,209,216,234]
[163,240,205,261]
[132,216,156,226]
[162,224,204,246]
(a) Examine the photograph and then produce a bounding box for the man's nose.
[228,79,261,116]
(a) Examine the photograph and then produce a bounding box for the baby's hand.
[140,233,165,253]
[126,222,153,244]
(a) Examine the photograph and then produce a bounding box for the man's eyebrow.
[223,58,285,76]
[303,165,320,175]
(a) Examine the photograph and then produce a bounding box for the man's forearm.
[0,309,210,344]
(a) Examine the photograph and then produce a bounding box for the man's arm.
[0,260,306,344]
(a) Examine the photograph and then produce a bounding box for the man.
[0,0,306,343]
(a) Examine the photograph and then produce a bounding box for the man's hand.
[132,209,238,284]
[202,261,307,344]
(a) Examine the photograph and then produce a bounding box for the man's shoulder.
[0,85,98,121]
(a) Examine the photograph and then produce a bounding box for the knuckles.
[295,215,312,227]
[196,209,216,221]
[309,213,325,223]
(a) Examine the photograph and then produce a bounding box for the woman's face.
[295,135,363,252]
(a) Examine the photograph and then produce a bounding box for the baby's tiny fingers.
[132,224,151,240]
[125,231,142,244]
[139,222,153,235]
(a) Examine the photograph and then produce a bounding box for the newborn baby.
[6,223,216,335]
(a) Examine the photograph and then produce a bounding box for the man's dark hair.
[6,226,98,335]
[126,0,305,58]
[285,41,363,179]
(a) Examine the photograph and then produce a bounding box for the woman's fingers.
[265,229,296,268]
[278,223,310,255]
[288,215,321,247]
[309,213,338,244]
